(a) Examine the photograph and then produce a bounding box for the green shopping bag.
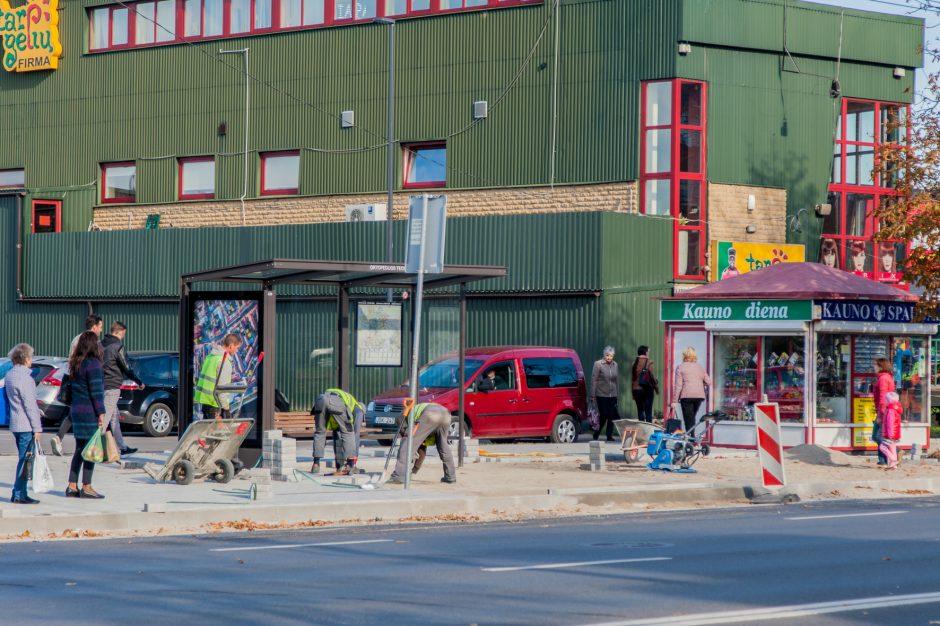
[82,428,106,463]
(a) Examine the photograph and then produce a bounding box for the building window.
[640,79,707,280]
[101,162,137,204]
[179,157,216,199]
[32,200,61,234]
[261,151,300,195]
[88,0,540,51]
[403,142,446,189]
[0,169,25,189]
[825,98,909,283]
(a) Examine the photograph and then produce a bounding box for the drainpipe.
[15,191,24,300]
[220,48,250,226]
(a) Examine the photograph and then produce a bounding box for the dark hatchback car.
[118,351,180,437]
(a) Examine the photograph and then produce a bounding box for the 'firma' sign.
[0,0,62,72]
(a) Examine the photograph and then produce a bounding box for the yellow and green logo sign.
[710,241,805,282]
[0,0,62,72]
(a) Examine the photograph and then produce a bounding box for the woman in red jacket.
[872,358,895,466]
[879,391,902,470]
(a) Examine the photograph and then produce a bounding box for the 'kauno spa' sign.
[0,0,61,72]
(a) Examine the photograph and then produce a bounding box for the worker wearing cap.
[388,402,456,485]
[311,388,363,475]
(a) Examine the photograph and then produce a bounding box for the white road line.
[482,557,671,572]
[785,510,908,521]
[210,539,394,553]
[582,590,940,626]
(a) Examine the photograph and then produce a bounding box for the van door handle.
[521,398,531,403]
[508,399,517,404]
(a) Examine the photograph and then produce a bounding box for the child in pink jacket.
[879,391,902,470]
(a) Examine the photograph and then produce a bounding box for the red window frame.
[825,98,909,284]
[101,162,137,204]
[88,0,541,51]
[31,200,62,234]
[260,151,300,195]
[402,141,446,190]
[640,79,708,281]
[178,156,216,200]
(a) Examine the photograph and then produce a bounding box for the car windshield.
[417,358,485,388]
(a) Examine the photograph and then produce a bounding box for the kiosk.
[661,263,935,451]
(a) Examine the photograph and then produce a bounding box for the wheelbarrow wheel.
[213,458,235,484]
[173,459,195,485]
[623,448,641,464]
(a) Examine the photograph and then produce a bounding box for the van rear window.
[522,357,578,389]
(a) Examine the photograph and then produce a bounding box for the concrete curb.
[0,476,936,539]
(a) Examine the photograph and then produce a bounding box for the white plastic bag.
[31,443,54,494]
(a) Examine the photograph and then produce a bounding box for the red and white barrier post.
[754,402,786,488]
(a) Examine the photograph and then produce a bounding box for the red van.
[365,346,587,443]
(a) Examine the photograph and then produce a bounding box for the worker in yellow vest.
[311,388,364,475]
[388,402,456,484]
[193,334,243,420]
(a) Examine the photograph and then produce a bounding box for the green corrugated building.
[0,0,924,423]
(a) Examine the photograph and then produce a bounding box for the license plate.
[374,416,396,425]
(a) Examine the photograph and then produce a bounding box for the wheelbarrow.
[144,418,255,485]
[613,419,662,464]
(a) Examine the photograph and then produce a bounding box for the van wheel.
[448,418,472,440]
[550,414,578,444]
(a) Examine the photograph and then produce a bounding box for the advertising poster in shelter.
[192,299,262,420]
[710,241,805,282]
[356,302,403,367]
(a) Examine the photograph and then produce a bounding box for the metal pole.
[219,48,249,225]
[376,17,396,390]
[458,283,467,467]
[404,194,429,491]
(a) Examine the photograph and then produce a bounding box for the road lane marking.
[582,590,940,625]
[785,510,908,521]
[482,557,671,572]
[210,539,394,552]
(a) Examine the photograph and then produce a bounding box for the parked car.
[118,351,180,437]
[34,356,71,426]
[0,357,56,427]
[365,346,587,444]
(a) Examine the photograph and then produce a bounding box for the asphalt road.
[3,498,940,625]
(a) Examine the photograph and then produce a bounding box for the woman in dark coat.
[66,331,107,499]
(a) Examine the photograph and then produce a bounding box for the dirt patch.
[785,444,855,467]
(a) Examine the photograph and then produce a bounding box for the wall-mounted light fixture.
[473,100,488,119]
[893,67,906,79]
[678,42,692,56]
[747,194,756,213]
[745,224,757,234]
[341,110,355,128]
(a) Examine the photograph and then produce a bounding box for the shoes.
[50,436,63,456]
[387,476,404,484]
[120,447,138,455]
[80,487,105,499]
[11,496,39,504]
[441,476,457,484]
[310,463,321,474]
[884,463,899,471]
[333,468,350,476]
[65,486,81,498]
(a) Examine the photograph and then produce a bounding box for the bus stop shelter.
[178,259,507,463]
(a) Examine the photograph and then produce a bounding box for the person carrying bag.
[5,343,44,504]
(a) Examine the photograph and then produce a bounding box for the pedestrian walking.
[872,357,895,466]
[5,343,43,504]
[880,391,902,471]
[631,345,659,424]
[65,331,107,499]
[590,346,620,442]
[674,347,711,434]
[193,334,242,420]
[102,321,143,456]
[310,388,364,475]
[388,403,456,484]
[51,314,103,457]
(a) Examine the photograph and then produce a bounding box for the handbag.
[81,428,106,463]
[31,443,54,493]
[637,357,655,389]
[587,400,600,431]
[18,439,35,482]
[57,374,73,405]
[104,431,121,463]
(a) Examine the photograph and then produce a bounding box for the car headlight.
[367,401,375,412]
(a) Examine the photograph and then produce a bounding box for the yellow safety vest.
[194,352,224,407]
[323,388,359,430]
[411,403,436,446]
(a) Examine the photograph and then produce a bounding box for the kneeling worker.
[389,402,456,484]
[311,388,364,475]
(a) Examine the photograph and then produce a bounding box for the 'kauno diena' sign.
[0,0,62,72]
[661,299,813,322]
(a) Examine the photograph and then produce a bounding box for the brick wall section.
[707,183,788,244]
[92,182,639,230]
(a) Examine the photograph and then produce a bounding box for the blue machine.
[645,411,726,472]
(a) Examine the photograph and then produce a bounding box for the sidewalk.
[0,440,937,541]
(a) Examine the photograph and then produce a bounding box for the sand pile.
[785,444,855,466]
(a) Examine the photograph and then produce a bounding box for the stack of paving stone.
[247,468,272,501]
[587,441,606,471]
[262,430,298,482]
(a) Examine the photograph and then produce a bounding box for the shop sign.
[817,300,915,324]
[710,241,805,282]
[661,299,813,322]
[0,0,62,72]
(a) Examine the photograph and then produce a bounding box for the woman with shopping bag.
[66,332,108,499]
[4,343,44,504]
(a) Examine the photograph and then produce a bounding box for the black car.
[118,351,179,437]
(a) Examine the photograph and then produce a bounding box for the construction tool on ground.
[144,418,255,485]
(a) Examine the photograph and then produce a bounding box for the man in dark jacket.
[102,321,144,456]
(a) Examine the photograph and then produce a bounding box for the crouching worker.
[311,388,364,475]
[389,402,456,485]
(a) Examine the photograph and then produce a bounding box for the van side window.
[478,361,515,391]
[522,357,578,389]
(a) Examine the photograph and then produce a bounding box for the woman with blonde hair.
[674,347,711,434]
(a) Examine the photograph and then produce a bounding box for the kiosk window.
[714,336,759,421]
[894,337,926,423]
[816,334,851,424]
[714,335,806,422]
[762,336,806,422]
